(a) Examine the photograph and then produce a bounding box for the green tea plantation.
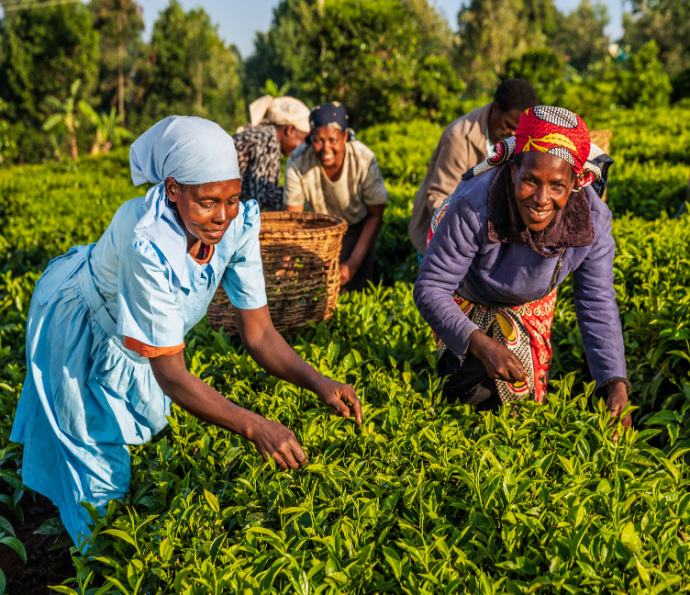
[1,105,690,594]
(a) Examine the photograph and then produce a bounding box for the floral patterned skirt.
[437,289,558,405]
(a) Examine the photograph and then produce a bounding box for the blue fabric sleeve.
[116,240,186,347]
[221,201,268,310]
[413,196,481,356]
[572,204,628,389]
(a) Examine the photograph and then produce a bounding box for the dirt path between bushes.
[0,494,74,594]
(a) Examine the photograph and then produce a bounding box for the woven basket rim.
[259,211,348,236]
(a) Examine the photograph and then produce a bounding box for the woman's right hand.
[468,330,528,385]
[246,415,307,470]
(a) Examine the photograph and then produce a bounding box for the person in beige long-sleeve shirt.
[409,79,539,255]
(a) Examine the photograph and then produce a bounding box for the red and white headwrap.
[462,106,607,188]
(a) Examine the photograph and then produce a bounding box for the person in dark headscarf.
[415,106,629,435]
[284,102,389,293]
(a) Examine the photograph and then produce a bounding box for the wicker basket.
[590,129,613,202]
[208,212,347,335]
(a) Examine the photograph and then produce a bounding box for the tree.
[0,2,100,127]
[504,47,565,105]
[90,0,145,119]
[0,99,17,164]
[623,0,690,78]
[79,101,134,155]
[43,79,82,160]
[245,0,464,128]
[617,40,672,108]
[454,0,560,95]
[134,0,245,131]
[549,0,610,72]
[560,40,672,119]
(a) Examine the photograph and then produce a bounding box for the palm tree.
[78,102,134,155]
[43,80,81,161]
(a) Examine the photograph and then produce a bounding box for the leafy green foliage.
[671,69,690,103]
[0,107,690,592]
[79,102,135,155]
[562,41,673,120]
[455,0,560,94]
[0,100,17,165]
[623,0,690,79]
[0,2,100,130]
[245,0,464,129]
[504,47,566,106]
[131,0,245,133]
[549,0,610,72]
[89,0,145,116]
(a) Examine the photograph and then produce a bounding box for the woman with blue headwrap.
[10,116,361,547]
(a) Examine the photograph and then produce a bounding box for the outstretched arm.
[150,351,307,469]
[234,305,362,424]
[340,204,385,286]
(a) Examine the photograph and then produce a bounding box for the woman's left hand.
[314,378,362,424]
[340,261,353,286]
[606,381,632,442]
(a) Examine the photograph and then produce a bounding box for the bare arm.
[341,204,385,285]
[235,305,362,423]
[150,307,361,469]
[150,351,307,469]
[286,204,303,213]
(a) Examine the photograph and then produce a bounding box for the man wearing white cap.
[233,95,310,210]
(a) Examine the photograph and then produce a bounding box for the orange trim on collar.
[124,336,185,358]
[189,244,214,265]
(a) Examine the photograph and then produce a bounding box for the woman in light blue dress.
[10,116,361,547]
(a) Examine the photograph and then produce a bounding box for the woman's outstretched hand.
[247,416,307,470]
[606,381,632,441]
[315,378,362,424]
[469,330,528,385]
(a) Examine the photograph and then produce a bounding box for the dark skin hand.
[338,204,385,286]
[469,330,631,438]
[286,125,386,286]
[154,177,362,469]
[469,151,633,437]
[607,382,632,441]
[468,329,528,386]
[487,103,523,145]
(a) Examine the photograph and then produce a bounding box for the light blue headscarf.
[129,116,240,291]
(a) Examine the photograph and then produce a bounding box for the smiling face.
[310,125,347,172]
[164,178,241,249]
[510,152,578,232]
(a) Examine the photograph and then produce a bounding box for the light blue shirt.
[90,196,266,348]
[11,116,260,548]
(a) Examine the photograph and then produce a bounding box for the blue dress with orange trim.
[10,196,266,548]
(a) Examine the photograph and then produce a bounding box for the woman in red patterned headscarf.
[415,106,631,435]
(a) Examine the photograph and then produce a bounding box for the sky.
[0,0,626,57]
[137,0,626,58]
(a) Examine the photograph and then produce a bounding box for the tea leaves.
[0,106,689,592]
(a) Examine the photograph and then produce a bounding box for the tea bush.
[0,106,689,593]
[362,104,690,222]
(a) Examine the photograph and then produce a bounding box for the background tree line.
[0,0,688,163]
